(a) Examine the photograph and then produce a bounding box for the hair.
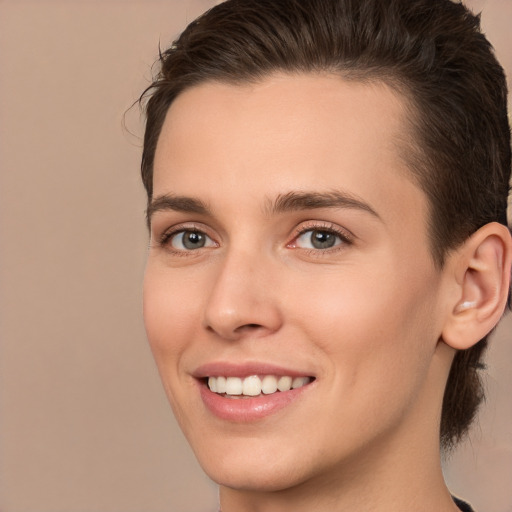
[139,0,511,449]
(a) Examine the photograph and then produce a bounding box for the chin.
[206,463,308,493]
[192,439,313,492]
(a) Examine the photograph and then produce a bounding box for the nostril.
[234,323,263,333]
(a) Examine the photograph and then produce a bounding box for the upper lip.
[193,361,314,379]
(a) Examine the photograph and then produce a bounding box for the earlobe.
[442,222,512,350]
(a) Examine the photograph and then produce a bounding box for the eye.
[291,225,352,251]
[167,230,216,251]
[296,229,341,249]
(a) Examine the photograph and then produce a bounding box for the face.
[143,74,451,492]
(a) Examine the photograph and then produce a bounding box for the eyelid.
[153,220,353,255]
[287,221,354,249]
[156,222,219,251]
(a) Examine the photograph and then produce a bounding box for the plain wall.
[0,1,510,511]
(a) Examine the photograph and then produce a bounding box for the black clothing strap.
[453,496,475,512]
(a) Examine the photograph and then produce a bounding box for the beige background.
[0,1,510,511]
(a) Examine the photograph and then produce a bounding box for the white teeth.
[261,375,278,394]
[207,374,311,396]
[216,376,226,393]
[225,376,243,395]
[292,376,310,389]
[277,376,292,392]
[242,375,262,396]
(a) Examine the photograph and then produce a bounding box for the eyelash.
[288,222,354,254]
[158,223,216,256]
[157,221,353,256]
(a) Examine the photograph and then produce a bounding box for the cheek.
[287,261,438,387]
[142,267,200,365]
[142,267,205,430]
[285,265,397,341]
[287,270,438,455]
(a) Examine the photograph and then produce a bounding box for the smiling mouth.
[206,375,314,398]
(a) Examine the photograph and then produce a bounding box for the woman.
[140,0,512,510]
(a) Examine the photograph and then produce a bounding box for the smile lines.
[207,375,313,397]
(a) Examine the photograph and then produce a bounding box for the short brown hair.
[139,0,511,449]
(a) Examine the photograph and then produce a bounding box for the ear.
[441,222,512,350]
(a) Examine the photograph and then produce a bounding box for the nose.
[203,249,283,341]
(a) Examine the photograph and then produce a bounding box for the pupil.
[183,231,205,249]
[311,230,335,249]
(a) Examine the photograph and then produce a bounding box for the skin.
[143,73,478,512]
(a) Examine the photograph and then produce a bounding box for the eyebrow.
[266,190,381,219]
[146,189,381,226]
[146,194,212,226]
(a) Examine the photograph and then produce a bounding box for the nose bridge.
[204,242,282,340]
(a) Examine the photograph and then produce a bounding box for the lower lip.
[198,382,312,422]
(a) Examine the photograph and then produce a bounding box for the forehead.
[155,73,413,178]
[153,73,427,231]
